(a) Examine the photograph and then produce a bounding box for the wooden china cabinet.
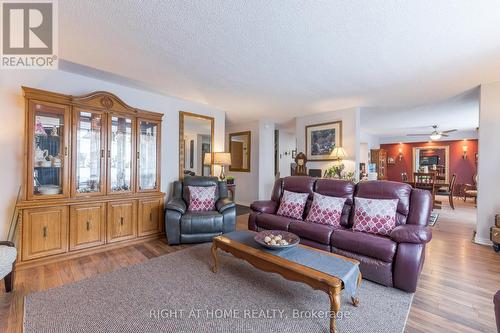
[16,87,164,267]
[370,148,387,180]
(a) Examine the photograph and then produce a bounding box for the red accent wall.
[380,140,478,190]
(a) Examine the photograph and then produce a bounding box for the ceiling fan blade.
[406,133,431,136]
[441,134,449,137]
[440,129,457,133]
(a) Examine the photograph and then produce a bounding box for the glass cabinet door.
[108,114,134,193]
[74,109,105,196]
[137,119,160,191]
[28,101,70,199]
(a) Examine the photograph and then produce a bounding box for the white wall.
[296,107,361,180]
[0,70,226,239]
[258,120,276,200]
[226,120,276,205]
[278,129,296,178]
[476,82,500,245]
[226,121,260,206]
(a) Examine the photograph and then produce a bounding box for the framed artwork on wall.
[305,121,342,161]
[387,156,395,165]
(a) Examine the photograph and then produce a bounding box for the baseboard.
[474,236,493,246]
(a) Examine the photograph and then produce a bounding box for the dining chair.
[438,173,457,209]
[414,172,437,208]
[401,172,408,182]
[463,174,478,204]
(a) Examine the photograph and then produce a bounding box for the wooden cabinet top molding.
[22,86,163,120]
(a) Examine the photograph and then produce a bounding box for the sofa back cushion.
[352,197,398,236]
[276,190,309,220]
[305,192,346,226]
[351,180,412,226]
[314,179,355,227]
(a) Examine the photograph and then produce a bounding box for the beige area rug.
[24,243,413,333]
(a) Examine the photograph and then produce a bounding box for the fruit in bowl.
[254,230,299,250]
[264,234,289,246]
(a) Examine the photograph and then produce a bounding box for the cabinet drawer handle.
[101,149,104,158]
[43,226,48,238]
[107,150,111,158]
[137,151,140,159]
[120,217,124,226]
[150,212,152,222]
[64,147,68,156]
[86,220,91,231]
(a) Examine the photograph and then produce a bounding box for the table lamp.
[213,152,231,180]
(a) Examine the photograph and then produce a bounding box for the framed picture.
[305,121,342,161]
[291,149,297,158]
[387,156,395,165]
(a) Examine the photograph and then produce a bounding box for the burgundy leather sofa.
[248,176,433,292]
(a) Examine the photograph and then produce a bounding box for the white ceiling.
[59,1,500,124]
[361,87,480,139]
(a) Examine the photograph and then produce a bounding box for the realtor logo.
[1,0,58,69]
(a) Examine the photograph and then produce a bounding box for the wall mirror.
[412,146,449,183]
[229,131,251,172]
[179,111,214,179]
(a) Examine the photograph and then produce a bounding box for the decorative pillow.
[305,192,346,226]
[187,185,216,212]
[276,190,309,220]
[352,197,399,236]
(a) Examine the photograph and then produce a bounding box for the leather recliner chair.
[165,176,236,244]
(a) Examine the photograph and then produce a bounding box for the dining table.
[404,181,449,209]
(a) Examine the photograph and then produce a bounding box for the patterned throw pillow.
[188,186,216,212]
[352,197,399,236]
[276,190,309,220]
[305,192,346,226]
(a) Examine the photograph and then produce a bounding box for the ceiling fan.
[407,125,457,140]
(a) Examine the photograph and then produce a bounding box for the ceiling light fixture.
[429,133,442,140]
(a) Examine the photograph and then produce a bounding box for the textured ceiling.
[59,1,500,124]
[361,88,480,137]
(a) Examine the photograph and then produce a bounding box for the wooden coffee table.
[210,232,362,333]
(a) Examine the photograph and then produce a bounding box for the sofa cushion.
[353,181,412,226]
[181,211,223,234]
[305,192,346,226]
[315,179,355,227]
[352,197,398,236]
[256,213,295,231]
[276,190,309,220]
[331,229,397,263]
[282,176,315,199]
[289,221,336,245]
[187,185,216,212]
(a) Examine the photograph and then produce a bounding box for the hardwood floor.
[1,198,498,332]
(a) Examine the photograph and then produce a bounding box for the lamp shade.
[203,152,212,165]
[330,147,347,160]
[213,152,232,165]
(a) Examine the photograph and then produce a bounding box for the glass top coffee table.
[210,230,362,333]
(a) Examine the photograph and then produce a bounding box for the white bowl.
[39,185,61,195]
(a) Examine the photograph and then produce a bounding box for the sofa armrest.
[165,198,187,214]
[250,200,278,214]
[216,197,236,213]
[390,225,432,244]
